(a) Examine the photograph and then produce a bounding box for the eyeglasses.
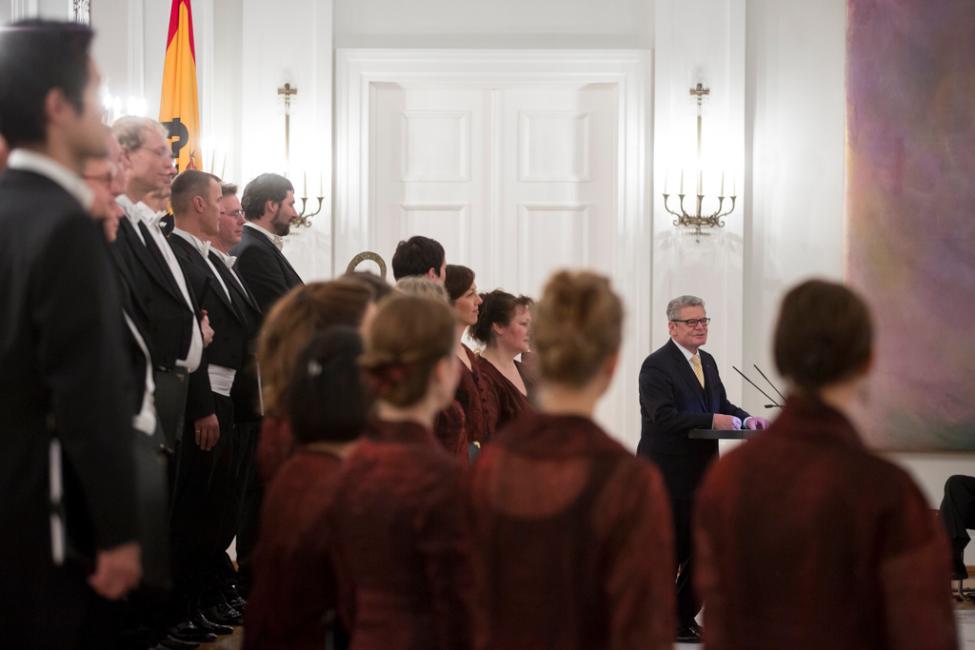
[136,145,175,161]
[671,317,711,328]
[220,209,243,217]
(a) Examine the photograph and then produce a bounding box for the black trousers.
[233,419,263,595]
[169,393,238,605]
[671,497,700,627]
[940,474,975,578]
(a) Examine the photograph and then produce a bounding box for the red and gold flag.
[159,0,201,172]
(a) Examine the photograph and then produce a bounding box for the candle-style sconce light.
[661,83,738,242]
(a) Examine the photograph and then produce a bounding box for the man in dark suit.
[638,295,768,643]
[214,182,264,599]
[0,20,141,647]
[231,172,303,316]
[168,170,251,628]
[112,117,224,644]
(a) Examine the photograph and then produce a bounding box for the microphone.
[753,364,786,403]
[732,366,783,409]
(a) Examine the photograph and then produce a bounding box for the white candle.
[319,172,324,198]
[663,173,669,195]
[303,171,308,198]
[697,170,703,195]
[679,170,685,194]
[720,171,725,196]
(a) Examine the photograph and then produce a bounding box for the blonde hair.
[257,279,373,416]
[533,271,623,387]
[395,276,449,303]
[360,295,455,407]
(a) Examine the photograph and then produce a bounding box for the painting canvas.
[846,0,975,450]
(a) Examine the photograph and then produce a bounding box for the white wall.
[335,0,653,49]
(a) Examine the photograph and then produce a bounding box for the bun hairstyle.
[286,327,371,444]
[773,279,873,393]
[444,265,475,304]
[257,279,374,417]
[360,295,456,407]
[470,290,534,346]
[534,271,623,387]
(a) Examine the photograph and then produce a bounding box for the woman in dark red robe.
[245,327,370,650]
[470,289,535,438]
[470,271,676,649]
[444,265,491,452]
[694,279,957,650]
[330,295,480,650]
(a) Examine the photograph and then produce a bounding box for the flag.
[159,0,201,172]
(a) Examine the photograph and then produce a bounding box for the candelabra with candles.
[293,172,324,228]
[661,83,737,242]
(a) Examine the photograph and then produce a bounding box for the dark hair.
[240,173,294,220]
[286,327,371,443]
[257,279,374,416]
[470,290,534,346]
[391,236,445,280]
[360,295,455,408]
[171,169,219,215]
[534,271,623,387]
[0,20,94,147]
[773,279,873,393]
[444,265,475,303]
[343,271,394,301]
[220,182,238,198]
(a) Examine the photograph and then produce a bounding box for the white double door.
[371,82,619,297]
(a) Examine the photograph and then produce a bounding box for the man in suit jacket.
[112,117,217,453]
[214,182,264,599]
[638,295,768,643]
[231,172,303,316]
[0,20,141,647]
[168,170,250,626]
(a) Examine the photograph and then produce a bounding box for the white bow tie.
[148,211,169,228]
[212,250,237,270]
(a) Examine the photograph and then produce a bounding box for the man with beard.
[232,172,303,316]
[0,20,140,647]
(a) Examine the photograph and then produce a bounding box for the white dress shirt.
[117,196,203,373]
[7,149,93,210]
[123,313,158,435]
[243,221,284,250]
[171,228,236,396]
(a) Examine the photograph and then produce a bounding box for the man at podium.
[637,295,767,643]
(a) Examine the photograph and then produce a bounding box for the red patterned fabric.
[478,357,534,441]
[244,448,345,650]
[470,412,676,650]
[256,415,295,484]
[433,400,468,462]
[455,344,491,444]
[330,419,481,650]
[695,396,958,650]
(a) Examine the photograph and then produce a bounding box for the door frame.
[334,48,652,449]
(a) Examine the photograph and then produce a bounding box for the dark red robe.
[469,412,676,650]
[256,415,295,484]
[455,344,490,444]
[329,419,480,650]
[244,447,346,650]
[433,399,468,462]
[478,357,533,440]
[694,396,958,650]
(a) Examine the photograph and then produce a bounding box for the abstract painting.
[846,0,975,450]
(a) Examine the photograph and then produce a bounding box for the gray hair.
[112,116,168,153]
[667,295,705,321]
[395,276,449,303]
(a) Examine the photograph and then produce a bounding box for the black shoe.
[676,624,703,643]
[221,583,247,612]
[200,600,244,627]
[154,634,200,649]
[167,619,216,644]
[192,609,234,636]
